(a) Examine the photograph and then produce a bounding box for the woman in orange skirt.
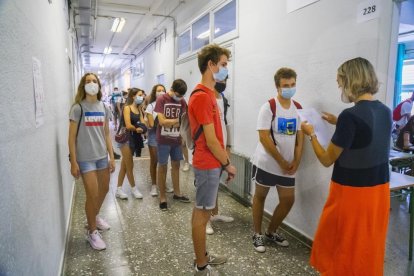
[301,57,391,276]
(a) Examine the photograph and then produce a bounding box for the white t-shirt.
[252,98,301,177]
[145,102,157,119]
[396,100,413,127]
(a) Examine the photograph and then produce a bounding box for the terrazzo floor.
[62,150,414,275]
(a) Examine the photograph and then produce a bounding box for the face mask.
[172,95,182,102]
[340,87,351,103]
[212,66,228,82]
[85,83,99,95]
[156,91,165,97]
[135,96,144,105]
[215,82,227,93]
[280,87,296,99]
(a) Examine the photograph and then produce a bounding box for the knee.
[279,196,295,210]
[171,161,180,169]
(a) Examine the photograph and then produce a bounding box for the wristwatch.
[309,133,317,141]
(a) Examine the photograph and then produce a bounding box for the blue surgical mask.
[213,66,228,82]
[172,95,182,102]
[280,87,296,99]
[135,96,144,105]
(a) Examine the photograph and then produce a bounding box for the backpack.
[393,99,411,121]
[268,98,302,145]
[221,92,230,125]
[180,89,206,150]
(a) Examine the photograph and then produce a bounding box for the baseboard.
[58,182,76,276]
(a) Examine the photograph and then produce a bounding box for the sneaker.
[116,187,128,199]
[159,202,168,211]
[166,186,174,193]
[86,230,106,250]
[173,194,191,203]
[210,215,234,223]
[252,233,266,253]
[132,186,143,199]
[182,162,190,172]
[96,216,110,231]
[265,231,289,247]
[150,185,158,196]
[206,253,227,265]
[194,264,218,276]
[206,221,214,235]
[113,152,121,160]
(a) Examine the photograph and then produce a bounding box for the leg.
[117,153,127,188]
[96,167,110,213]
[120,144,136,188]
[252,183,270,234]
[158,164,167,202]
[171,160,181,195]
[267,186,295,233]
[192,208,211,266]
[211,197,219,216]
[149,145,158,185]
[182,142,189,163]
[82,171,100,231]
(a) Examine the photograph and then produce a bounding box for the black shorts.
[252,165,295,187]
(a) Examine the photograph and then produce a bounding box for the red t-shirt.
[188,84,224,169]
[154,93,187,145]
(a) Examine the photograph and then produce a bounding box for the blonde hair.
[74,73,102,104]
[337,57,378,100]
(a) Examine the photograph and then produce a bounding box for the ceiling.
[70,0,185,79]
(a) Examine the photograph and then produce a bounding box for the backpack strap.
[189,88,207,143]
[221,92,230,125]
[75,103,83,139]
[268,98,302,145]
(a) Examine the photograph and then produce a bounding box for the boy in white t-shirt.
[251,67,304,253]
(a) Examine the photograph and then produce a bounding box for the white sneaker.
[206,221,214,235]
[210,214,234,223]
[132,186,143,199]
[166,186,174,193]
[86,230,106,250]
[116,187,128,199]
[96,216,110,231]
[150,185,158,196]
[182,162,190,172]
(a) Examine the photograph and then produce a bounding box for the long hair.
[149,84,166,104]
[126,88,141,105]
[74,73,102,104]
[337,57,379,100]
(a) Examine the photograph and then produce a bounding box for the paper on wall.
[32,57,45,128]
[297,108,333,147]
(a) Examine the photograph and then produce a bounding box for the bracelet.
[221,159,230,169]
[309,133,317,141]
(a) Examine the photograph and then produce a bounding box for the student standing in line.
[115,88,147,200]
[189,44,236,275]
[205,75,234,235]
[68,73,115,251]
[146,84,166,196]
[301,57,391,276]
[396,115,414,151]
[251,67,304,253]
[154,79,191,210]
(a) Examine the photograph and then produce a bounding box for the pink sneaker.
[96,216,111,231]
[87,230,106,250]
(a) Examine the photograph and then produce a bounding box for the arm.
[147,113,155,128]
[258,130,290,171]
[403,131,413,149]
[322,112,337,125]
[226,124,232,156]
[68,121,80,178]
[117,101,122,115]
[157,113,179,128]
[104,118,115,173]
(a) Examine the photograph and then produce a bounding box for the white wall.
[0,1,76,275]
[174,0,397,239]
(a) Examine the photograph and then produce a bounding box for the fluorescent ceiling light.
[99,63,105,68]
[197,28,220,39]
[111,17,126,33]
[103,47,112,54]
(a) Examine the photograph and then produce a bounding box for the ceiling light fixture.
[103,47,112,55]
[111,17,126,33]
[197,28,220,40]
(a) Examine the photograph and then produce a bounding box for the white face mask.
[85,82,99,95]
[340,87,351,103]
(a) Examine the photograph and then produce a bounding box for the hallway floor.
[62,152,414,275]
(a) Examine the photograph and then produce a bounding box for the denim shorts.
[157,144,183,165]
[78,157,109,174]
[193,168,221,210]
[147,129,157,147]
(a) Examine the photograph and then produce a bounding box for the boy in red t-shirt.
[188,44,236,275]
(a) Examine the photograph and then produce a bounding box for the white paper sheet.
[32,57,45,128]
[287,0,320,13]
[297,108,332,147]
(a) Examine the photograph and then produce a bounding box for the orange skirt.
[310,181,390,276]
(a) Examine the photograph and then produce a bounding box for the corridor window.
[213,0,237,40]
[192,14,210,51]
[178,30,191,57]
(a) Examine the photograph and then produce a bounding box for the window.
[213,0,237,39]
[192,14,210,51]
[178,30,191,57]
